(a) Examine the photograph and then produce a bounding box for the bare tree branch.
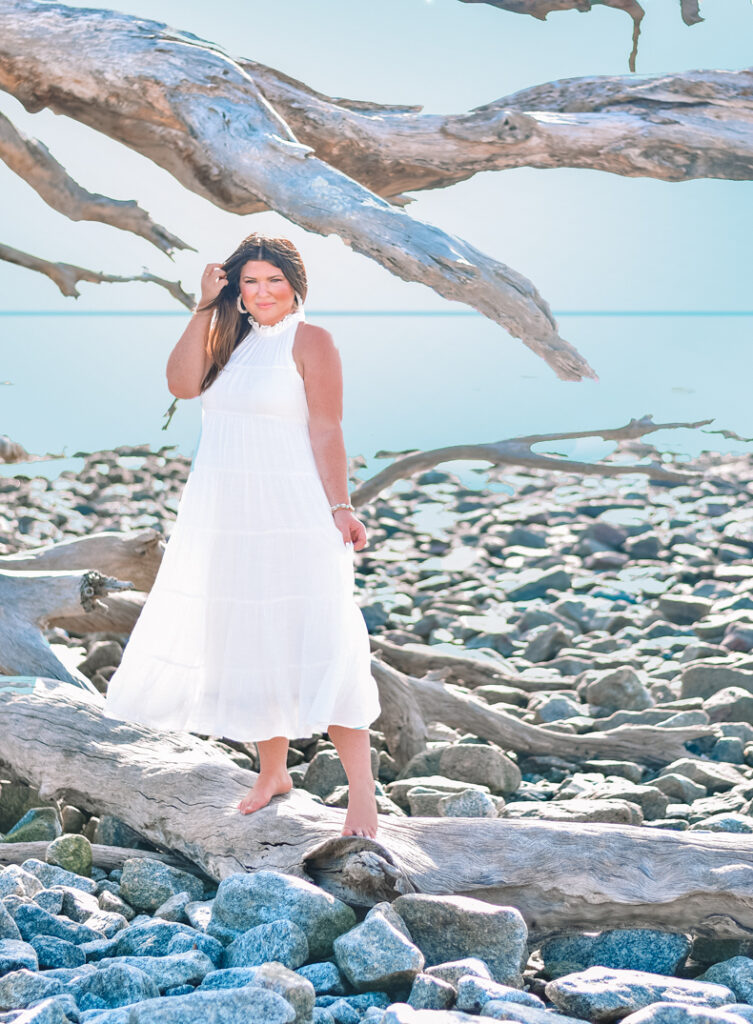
[0,241,194,306]
[0,0,596,382]
[455,0,705,73]
[351,415,710,505]
[246,62,753,195]
[0,111,194,255]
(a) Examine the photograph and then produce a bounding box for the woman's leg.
[238,735,293,814]
[327,724,378,838]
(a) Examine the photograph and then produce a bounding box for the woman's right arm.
[165,263,227,399]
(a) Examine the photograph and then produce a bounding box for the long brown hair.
[198,233,308,394]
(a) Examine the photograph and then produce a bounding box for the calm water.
[1,311,751,489]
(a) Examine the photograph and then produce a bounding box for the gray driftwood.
[0,678,750,943]
[0,840,194,874]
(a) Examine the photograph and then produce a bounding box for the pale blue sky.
[0,0,750,314]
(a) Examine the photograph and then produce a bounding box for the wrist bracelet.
[330,502,354,514]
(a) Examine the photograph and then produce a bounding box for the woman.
[103,233,382,839]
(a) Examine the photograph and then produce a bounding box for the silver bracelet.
[330,502,354,514]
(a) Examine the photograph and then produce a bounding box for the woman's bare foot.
[238,770,293,814]
[342,782,379,838]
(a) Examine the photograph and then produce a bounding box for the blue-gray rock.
[312,1008,336,1024]
[201,961,315,1024]
[95,919,201,959]
[699,958,753,1003]
[0,937,37,973]
[316,997,359,1023]
[208,870,356,960]
[20,858,97,894]
[91,950,215,991]
[2,994,75,1023]
[333,908,425,991]
[689,816,753,834]
[31,933,86,969]
[653,774,707,804]
[154,890,193,922]
[93,815,146,849]
[586,667,654,712]
[619,1002,753,1024]
[0,968,64,1010]
[456,974,545,1013]
[407,971,457,1010]
[545,966,737,1022]
[67,962,160,1007]
[380,1004,482,1022]
[74,984,296,1022]
[4,808,62,843]
[0,901,23,943]
[296,961,348,995]
[165,983,195,996]
[14,903,102,945]
[482,1001,589,1024]
[437,789,498,818]
[302,751,348,799]
[392,894,527,987]
[540,929,692,979]
[166,928,224,966]
[118,858,205,912]
[34,888,65,915]
[222,919,308,970]
[424,957,494,985]
[711,738,746,764]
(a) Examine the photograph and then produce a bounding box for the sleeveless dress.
[102,305,382,743]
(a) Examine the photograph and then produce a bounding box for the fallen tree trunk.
[1,678,752,943]
[371,657,715,770]
[0,840,196,874]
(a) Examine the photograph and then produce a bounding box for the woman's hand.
[199,263,228,306]
[333,509,368,551]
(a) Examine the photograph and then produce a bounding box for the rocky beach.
[1,441,753,1022]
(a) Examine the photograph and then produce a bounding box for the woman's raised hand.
[199,263,228,305]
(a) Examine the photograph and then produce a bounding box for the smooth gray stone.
[620,1003,753,1024]
[209,871,355,961]
[91,950,215,991]
[3,808,62,844]
[658,760,746,793]
[482,1001,585,1024]
[699,958,753,1003]
[586,667,653,712]
[20,859,97,895]
[380,1005,485,1023]
[75,984,296,1023]
[200,961,315,1024]
[302,751,348,800]
[540,929,691,979]
[407,972,456,1010]
[653,774,707,803]
[0,994,75,1023]
[65,961,160,1007]
[90,919,201,959]
[681,666,753,702]
[0,938,37,973]
[392,894,527,987]
[333,908,424,991]
[0,969,64,1011]
[223,919,308,971]
[545,967,736,1022]
[455,974,545,1013]
[689,815,753,834]
[119,858,205,912]
[438,744,521,797]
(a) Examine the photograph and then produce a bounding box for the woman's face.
[238,259,296,325]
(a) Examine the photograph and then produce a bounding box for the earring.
[236,294,247,314]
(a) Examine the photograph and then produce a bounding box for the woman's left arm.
[296,324,368,550]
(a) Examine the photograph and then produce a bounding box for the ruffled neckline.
[248,305,306,336]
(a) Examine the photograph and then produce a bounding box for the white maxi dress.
[102,305,382,742]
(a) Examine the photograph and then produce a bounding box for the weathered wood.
[0,110,193,255]
[2,679,752,943]
[248,62,753,189]
[0,242,194,306]
[352,415,707,505]
[0,569,134,683]
[373,656,715,769]
[0,529,165,594]
[0,0,595,383]
[0,840,197,874]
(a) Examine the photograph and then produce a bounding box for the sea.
[1,311,751,494]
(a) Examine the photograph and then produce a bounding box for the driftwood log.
[0,840,196,875]
[0,678,750,943]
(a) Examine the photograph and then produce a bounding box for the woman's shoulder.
[296,321,336,349]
